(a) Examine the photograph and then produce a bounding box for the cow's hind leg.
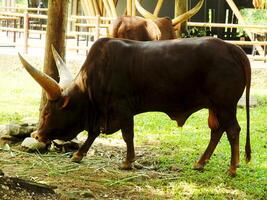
[120,118,136,170]
[226,118,240,177]
[213,107,240,176]
[194,109,223,170]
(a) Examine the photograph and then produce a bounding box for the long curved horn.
[146,19,162,40]
[51,45,73,88]
[18,53,62,100]
[135,0,157,19]
[172,0,204,29]
[153,0,164,17]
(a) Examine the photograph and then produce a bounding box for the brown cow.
[19,37,251,176]
[109,0,204,40]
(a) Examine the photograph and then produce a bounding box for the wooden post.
[94,14,100,41]
[39,0,68,116]
[23,12,29,54]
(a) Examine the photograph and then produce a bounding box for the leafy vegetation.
[241,8,267,25]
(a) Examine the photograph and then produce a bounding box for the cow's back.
[84,37,248,129]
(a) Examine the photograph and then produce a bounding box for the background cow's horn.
[172,0,204,30]
[18,53,62,100]
[135,0,157,20]
[51,45,73,88]
[153,0,164,17]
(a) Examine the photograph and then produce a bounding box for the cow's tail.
[231,45,251,163]
[244,54,251,163]
[230,44,251,163]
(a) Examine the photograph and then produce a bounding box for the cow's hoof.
[119,161,133,170]
[71,153,83,163]
[227,167,236,177]
[193,162,204,171]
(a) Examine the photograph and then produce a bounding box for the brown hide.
[109,16,176,41]
[21,37,251,175]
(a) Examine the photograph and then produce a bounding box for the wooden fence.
[0,7,113,53]
[0,7,266,61]
[187,22,267,61]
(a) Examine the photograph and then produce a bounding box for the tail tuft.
[245,140,251,163]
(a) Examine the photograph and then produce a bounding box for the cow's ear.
[59,96,70,109]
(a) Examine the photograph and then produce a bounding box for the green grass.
[0,67,40,123]
[132,104,267,199]
[0,57,266,199]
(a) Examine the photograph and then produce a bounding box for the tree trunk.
[39,0,68,118]
[175,0,188,37]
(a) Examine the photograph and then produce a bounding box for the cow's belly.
[98,90,211,134]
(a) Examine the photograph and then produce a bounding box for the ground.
[0,50,267,199]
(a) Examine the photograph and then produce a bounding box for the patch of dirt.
[251,68,267,89]
[0,138,174,200]
[0,174,59,200]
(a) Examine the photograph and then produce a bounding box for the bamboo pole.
[108,0,118,17]
[103,0,112,17]
[131,0,136,16]
[127,0,132,16]
[98,0,104,16]
[81,0,91,16]
[88,0,96,16]
[92,0,100,15]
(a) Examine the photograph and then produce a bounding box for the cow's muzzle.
[31,130,50,144]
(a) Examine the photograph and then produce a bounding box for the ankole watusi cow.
[19,37,251,176]
[109,0,204,41]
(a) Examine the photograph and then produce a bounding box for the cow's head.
[109,0,204,41]
[19,47,86,143]
[135,0,204,31]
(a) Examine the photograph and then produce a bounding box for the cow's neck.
[66,82,89,131]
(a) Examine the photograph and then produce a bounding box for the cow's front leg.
[120,118,136,170]
[71,132,99,163]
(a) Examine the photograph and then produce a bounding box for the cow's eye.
[44,111,49,116]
